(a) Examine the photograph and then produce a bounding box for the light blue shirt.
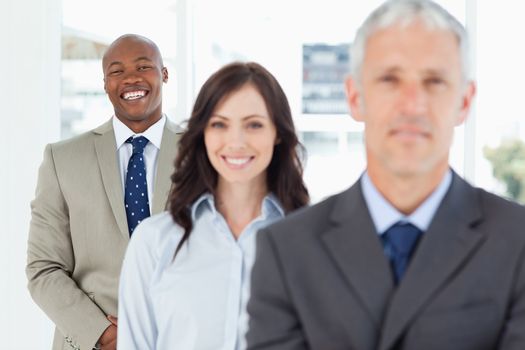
[117,193,284,350]
[360,170,452,235]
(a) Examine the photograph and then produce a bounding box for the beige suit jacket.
[26,118,183,350]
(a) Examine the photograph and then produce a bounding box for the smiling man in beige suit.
[26,34,183,350]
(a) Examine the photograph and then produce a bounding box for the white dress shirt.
[117,193,284,350]
[113,115,166,211]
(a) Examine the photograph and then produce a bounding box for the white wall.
[1,0,61,348]
[475,1,525,192]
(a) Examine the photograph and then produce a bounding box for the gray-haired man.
[246,1,525,349]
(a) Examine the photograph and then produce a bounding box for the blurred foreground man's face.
[347,20,475,179]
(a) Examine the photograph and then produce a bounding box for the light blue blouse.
[117,193,284,350]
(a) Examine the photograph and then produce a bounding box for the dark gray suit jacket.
[246,173,525,350]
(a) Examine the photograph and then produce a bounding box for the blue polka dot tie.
[124,136,151,235]
[382,222,422,284]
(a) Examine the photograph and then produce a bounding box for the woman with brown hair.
[117,62,309,350]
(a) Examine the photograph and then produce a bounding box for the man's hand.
[107,315,118,326]
[98,316,118,350]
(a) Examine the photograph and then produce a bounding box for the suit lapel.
[93,120,129,239]
[152,119,183,214]
[379,173,485,350]
[321,181,395,328]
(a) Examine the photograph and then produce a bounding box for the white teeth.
[225,157,250,165]
[123,90,146,100]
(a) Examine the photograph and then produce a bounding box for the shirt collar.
[361,169,452,234]
[191,193,216,221]
[262,193,285,218]
[112,114,166,150]
[190,192,285,222]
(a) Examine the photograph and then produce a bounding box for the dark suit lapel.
[151,119,183,214]
[93,120,129,239]
[379,173,485,350]
[321,181,395,328]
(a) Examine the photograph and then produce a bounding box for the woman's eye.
[210,121,226,129]
[248,122,263,129]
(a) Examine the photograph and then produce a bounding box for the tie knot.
[126,136,149,154]
[383,222,422,256]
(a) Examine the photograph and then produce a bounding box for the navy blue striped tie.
[124,136,151,235]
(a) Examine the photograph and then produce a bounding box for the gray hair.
[350,0,470,82]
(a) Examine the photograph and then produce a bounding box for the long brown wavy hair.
[168,62,309,257]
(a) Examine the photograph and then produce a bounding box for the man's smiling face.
[102,35,168,132]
